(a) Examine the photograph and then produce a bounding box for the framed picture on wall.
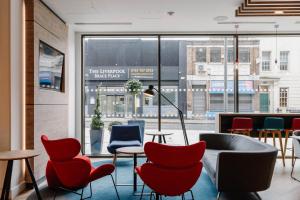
[38,40,65,92]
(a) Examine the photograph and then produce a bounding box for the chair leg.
[181,193,185,200]
[140,184,145,200]
[110,175,120,200]
[264,131,268,143]
[217,192,222,200]
[80,188,84,200]
[113,154,117,165]
[253,192,262,200]
[53,189,57,200]
[259,131,262,141]
[284,130,290,156]
[189,190,195,200]
[272,132,276,147]
[278,131,286,167]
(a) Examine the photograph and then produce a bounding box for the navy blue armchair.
[128,120,145,144]
[107,125,142,155]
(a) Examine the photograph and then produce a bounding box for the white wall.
[68,25,76,138]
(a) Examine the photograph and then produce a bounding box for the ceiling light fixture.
[274,10,284,14]
[167,11,175,16]
[214,16,229,22]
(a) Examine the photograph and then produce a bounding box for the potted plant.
[90,86,104,155]
[125,79,143,117]
[125,79,145,143]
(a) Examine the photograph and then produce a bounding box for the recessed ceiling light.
[274,10,284,14]
[167,11,175,16]
[214,16,228,22]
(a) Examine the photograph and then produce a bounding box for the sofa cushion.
[202,149,220,184]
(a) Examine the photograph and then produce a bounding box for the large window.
[280,51,289,71]
[262,51,271,71]
[210,47,222,63]
[82,35,300,156]
[280,87,288,108]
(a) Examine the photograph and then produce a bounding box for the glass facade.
[82,35,300,155]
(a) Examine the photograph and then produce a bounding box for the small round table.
[0,150,41,200]
[146,132,174,143]
[116,147,144,193]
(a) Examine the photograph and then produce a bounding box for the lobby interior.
[2,0,300,200]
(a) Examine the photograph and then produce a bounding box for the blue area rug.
[62,158,218,200]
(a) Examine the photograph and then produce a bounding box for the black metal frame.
[80,33,300,156]
[52,175,120,200]
[0,158,42,200]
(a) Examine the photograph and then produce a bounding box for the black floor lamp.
[144,85,189,146]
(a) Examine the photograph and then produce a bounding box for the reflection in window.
[239,47,250,63]
[210,47,221,63]
[262,51,271,71]
[196,47,206,62]
[280,51,289,71]
[279,87,288,107]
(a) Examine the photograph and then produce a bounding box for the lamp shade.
[144,85,155,97]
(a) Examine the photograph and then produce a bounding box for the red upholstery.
[136,142,206,196]
[292,118,300,130]
[41,135,115,190]
[232,117,253,130]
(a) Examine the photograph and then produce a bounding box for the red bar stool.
[285,118,300,156]
[229,117,253,137]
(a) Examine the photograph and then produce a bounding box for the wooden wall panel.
[25,0,69,180]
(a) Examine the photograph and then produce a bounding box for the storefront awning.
[209,80,255,94]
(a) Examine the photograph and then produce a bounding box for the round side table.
[0,150,41,200]
[116,146,144,193]
[146,132,174,143]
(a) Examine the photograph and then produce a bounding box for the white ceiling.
[43,0,300,33]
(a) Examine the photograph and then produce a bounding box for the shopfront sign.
[85,66,178,81]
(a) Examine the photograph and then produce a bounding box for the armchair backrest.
[110,125,141,143]
[144,141,206,169]
[41,135,81,161]
[128,120,145,143]
[41,135,91,189]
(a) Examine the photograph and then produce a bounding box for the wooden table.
[116,147,144,193]
[0,150,41,200]
[146,132,174,143]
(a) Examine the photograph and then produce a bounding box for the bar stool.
[229,117,253,136]
[259,117,285,166]
[284,118,300,156]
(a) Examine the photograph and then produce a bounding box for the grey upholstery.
[200,133,278,193]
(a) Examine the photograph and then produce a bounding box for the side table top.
[116,146,144,155]
[0,150,39,161]
[145,132,174,136]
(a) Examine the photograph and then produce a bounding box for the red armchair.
[136,141,206,199]
[41,135,120,200]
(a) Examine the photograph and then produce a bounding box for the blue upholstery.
[128,120,145,143]
[107,125,142,154]
[263,117,284,131]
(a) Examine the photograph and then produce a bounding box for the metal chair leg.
[181,193,185,200]
[217,192,222,200]
[80,188,84,200]
[140,184,145,200]
[253,192,262,200]
[291,157,300,182]
[53,190,57,200]
[110,175,120,200]
[189,190,195,200]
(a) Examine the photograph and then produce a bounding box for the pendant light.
[274,24,279,69]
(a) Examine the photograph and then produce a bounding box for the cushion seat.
[202,149,219,184]
[107,140,142,153]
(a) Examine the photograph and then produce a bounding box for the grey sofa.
[199,133,278,199]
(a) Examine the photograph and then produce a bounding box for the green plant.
[125,79,143,117]
[108,121,123,132]
[91,86,104,130]
[125,79,143,95]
